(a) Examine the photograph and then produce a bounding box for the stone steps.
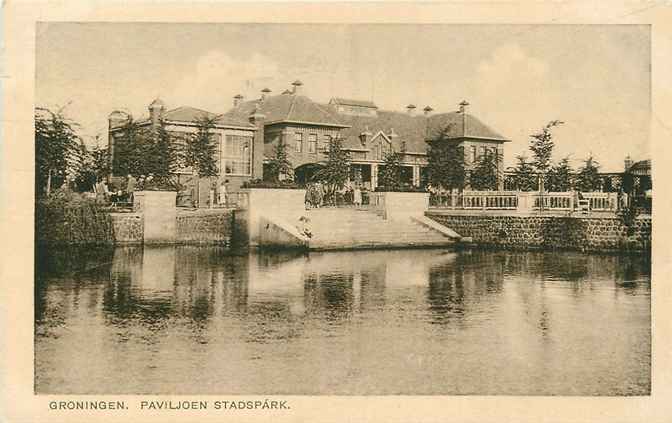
[305,208,456,250]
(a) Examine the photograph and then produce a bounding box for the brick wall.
[426,212,651,253]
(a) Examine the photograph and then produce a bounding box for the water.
[35,246,651,395]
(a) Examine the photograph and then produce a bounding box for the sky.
[36,23,650,172]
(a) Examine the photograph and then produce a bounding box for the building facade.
[108,80,510,201]
[228,80,510,189]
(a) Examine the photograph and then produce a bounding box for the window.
[294,132,303,152]
[223,134,252,175]
[322,134,332,150]
[308,134,317,153]
[471,146,478,163]
[480,146,487,159]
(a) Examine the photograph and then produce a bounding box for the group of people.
[344,183,363,207]
[304,181,364,208]
[304,182,325,209]
[209,179,230,207]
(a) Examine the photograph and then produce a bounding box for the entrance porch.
[350,161,423,189]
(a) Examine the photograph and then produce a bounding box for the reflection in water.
[35,246,650,395]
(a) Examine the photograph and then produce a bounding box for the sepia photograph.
[32,22,652,397]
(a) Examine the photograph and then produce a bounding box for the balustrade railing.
[533,192,573,211]
[429,191,617,213]
[431,191,518,210]
[583,192,617,211]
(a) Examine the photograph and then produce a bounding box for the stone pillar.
[371,163,379,188]
[412,165,420,187]
[244,188,307,247]
[517,191,536,213]
[382,192,429,221]
[134,191,177,244]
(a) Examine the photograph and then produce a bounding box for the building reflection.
[426,251,505,325]
[37,245,650,349]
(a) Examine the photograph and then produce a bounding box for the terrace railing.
[431,191,518,210]
[583,192,617,212]
[429,191,618,214]
[533,192,573,211]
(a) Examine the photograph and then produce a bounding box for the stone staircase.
[306,207,458,250]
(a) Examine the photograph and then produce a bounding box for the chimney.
[459,100,469,136]
[233,94,244,108]
[291,79,303,95]
[148,98,165,128]
[406,104,416,115]
[108,110,130,129]
[261,87,271,101]
[423,106,434,116]
[624,155,633,172]
[249,102,265,124]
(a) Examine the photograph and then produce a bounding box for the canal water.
[35,246,650,395]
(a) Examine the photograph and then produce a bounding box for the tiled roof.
[230,94,347,127]
[330,98,378,109]
[336,110,509,153]
[426,112,509,142]
[163,106,255,128]
[162,106,216,122]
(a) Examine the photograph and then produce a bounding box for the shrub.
[36,190,113,245]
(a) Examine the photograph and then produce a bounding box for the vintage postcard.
[2,1,671,422]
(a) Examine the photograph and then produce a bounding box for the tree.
[529,120,563,191]
[575,155,602,192]
[426,128,466,190]
[378,142,406,191]
[112,116,144,176]
[147,122,180,182]
[545,156,573,192]
[35,106,82,196]
[181,116,219,201]
[266,141,294,183]
[90,143,111,181]
[314,137,351,197]
[508,154,537,191]
[470,150,501,191]
[529,120,563,173]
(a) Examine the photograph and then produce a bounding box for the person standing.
[353,185,362,208]
[126,174,137,202]
[304,183,312,209]
[218,179,229,207]
[315,182,324,208]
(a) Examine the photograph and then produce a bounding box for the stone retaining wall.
[426,212,651,253]
[176,209,234,245]
[109,209,235,245]
[110,213,143,243]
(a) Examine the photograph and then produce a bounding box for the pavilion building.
[108,80,510,201]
